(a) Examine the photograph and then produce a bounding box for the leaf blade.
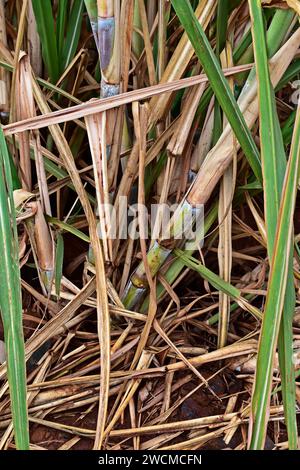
[0,128,29,449]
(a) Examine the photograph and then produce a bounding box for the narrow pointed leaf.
[62,0,84,70]
[0,128,29,449]
[31,0,59,83]
[248,0,297,449]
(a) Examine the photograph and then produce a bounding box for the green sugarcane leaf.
[31,0,59,83]
[57,0,68,56]
[212,0,229,160]
[282,109,297,146]
[174,249,240,298]
[249,92,300,450]
[276,58,300,91]
[233,28,252,64]
[47,216,90,243]
[236,9,294,85]
[62,0,84,71]
[0,128,29,449]
[248,0,297,450]
[174,249,261,320]
[216,0,229,56]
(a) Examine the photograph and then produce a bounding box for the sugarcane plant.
[121,0,297,311]
[120,0,300,449]
[143,6,296,315]
[1,0,300,452]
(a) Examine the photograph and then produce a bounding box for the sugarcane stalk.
[85,0,120,134]
[123,199,203,310]
[97,0,123,189]
[140,183,258,315]
[97,0,120,99]
[140,202,218,313]
[96,0,120,192]
[121,24,300,310]
[85,1,121,263]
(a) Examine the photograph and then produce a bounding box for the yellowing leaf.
[286,0,300,15]
[13,189,34,208]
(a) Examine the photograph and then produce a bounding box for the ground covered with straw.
[0,0,300,451]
